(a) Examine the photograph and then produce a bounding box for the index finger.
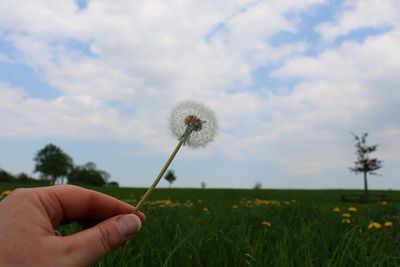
[34,185,143,226]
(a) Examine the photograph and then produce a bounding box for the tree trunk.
[363,171,369,202]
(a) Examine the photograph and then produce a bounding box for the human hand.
[0,185,145,267]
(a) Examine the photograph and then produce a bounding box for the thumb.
[62,213,142,266]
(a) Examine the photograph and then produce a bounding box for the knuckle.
[97,225,113,254]
[61,184,80,190]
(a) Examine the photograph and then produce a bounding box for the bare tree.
[349,133,383,201]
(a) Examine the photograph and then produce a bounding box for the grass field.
[1,183,400,266]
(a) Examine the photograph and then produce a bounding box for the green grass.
[1,184,400,266]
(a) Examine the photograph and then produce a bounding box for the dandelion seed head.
[169,100,218,148]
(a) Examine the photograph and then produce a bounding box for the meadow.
[1,184,400,267]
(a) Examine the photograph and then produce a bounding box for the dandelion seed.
[169,100,218,148]
[135,100,217,210]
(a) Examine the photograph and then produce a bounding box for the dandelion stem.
[135,138,185,211]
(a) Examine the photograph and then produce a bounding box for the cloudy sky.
[0,0,399,189]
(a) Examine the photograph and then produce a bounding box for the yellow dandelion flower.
[184,203,193,208]
[368,222,382,230]
[1,190,12,198]
[381,201,388,205]
[342,213,351,218]
[348,207,357,212]
[232,204,239,209]
[332,207,340,213]
[384,221,393,228]
[203,207,209,212]
[342,218,351,224]
[261,221,272,228]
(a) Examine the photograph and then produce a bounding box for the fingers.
[34,185,136,226]
[78,210,146,229]
[61,213,142,266]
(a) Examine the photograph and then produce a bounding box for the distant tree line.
[0,169,48,184]
[1,143,119,187]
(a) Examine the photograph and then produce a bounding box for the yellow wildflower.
[348,207,357,212]
[368,222,382,230]
[381,201,388,206]
[342,213,351,218]
[232,204,239,209]
[342,218,351,224]
[332,207,340,213]
[184,203,193,208]
[203,207,209,212]
[261,221,272,228]
[384,221,393,228]
[1,190,12,198]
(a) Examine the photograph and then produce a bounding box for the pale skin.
[0,185,145,267]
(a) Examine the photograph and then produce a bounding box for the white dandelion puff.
[135,100,218,211]
[169,100,218,148]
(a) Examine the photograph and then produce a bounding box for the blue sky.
[0,0,399,189]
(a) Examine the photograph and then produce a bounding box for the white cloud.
[0,0,399,177]
[225,29,400,174]
[317,0,400,41]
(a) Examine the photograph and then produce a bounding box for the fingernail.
[114,214,142,238]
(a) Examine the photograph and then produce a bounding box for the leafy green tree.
[164,170,176,188]
[107,181,119,187]
[34,144,73,185]
[253,182,262,190]
[349,133,383,202]
[16,172,46,184]
[68,162,109,186]
[0,169,15,183]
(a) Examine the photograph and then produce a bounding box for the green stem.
[135,139,184,211]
